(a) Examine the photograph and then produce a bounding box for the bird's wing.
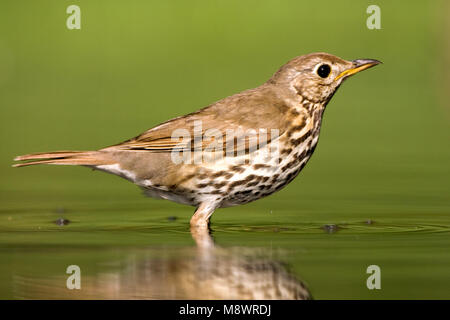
[104,86,290,154]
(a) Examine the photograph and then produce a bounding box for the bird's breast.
[217,106,325,206]
[141,103,326,208]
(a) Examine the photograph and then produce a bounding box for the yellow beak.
[335,59,381,82]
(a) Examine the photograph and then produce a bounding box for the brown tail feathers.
[13,151,114,168]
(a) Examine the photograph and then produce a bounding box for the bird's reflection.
[14,226,311,299]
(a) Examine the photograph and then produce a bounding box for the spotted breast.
[147,96,326,209]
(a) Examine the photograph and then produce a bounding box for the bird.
[13,52,381,228]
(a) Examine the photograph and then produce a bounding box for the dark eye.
[317,64,331,78]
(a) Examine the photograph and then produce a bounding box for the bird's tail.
[13,150,114,168]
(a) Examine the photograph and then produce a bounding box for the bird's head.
[269,52,381,104]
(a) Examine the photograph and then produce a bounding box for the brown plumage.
[13,151,113,167]
[14,53,380,227]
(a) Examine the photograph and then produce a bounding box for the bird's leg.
[190,224,214,249]
[190,201,218,228]
[190,202,219,249]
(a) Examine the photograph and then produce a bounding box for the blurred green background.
[0,0,449,299]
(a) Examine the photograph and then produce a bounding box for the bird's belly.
[218,148,315,208]
[142,187,197,206]
[220,154,312,207]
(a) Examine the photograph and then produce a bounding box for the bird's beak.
[335,59,381,82]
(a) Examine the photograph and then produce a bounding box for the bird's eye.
[316,64,331,78]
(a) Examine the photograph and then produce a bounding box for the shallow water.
[1,191,449,299]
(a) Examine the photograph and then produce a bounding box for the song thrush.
[14,53,380,227]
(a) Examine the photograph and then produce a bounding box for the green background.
[0,0,449,299]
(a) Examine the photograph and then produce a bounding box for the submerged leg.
[190,224,215,249]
